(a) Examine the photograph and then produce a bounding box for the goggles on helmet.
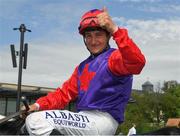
[78,9,103,35]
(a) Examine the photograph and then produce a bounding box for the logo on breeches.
[45,111,90,129]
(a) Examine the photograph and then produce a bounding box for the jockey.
[24,7,146,135]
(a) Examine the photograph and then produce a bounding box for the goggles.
[79,17,100,34]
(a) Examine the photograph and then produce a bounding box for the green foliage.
[117,83,180,134]
[161,85,180,121]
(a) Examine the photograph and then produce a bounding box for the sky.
[0,0,180,90]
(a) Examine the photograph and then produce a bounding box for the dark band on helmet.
[81,26,110,36]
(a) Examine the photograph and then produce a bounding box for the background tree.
[161,84,180,123]
[117,81,180,134]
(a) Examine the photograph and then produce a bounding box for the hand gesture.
[97,7,118,34]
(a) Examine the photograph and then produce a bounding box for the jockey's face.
[84,30,110,55]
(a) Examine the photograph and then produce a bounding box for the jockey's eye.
[84,30,106,40]
[84,33,91,39]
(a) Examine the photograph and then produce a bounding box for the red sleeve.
[108,28,146,75]
[36,66,78,110]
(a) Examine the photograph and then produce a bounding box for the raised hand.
[97,7,118,34]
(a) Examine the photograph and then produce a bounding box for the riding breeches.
[25,110,118,135]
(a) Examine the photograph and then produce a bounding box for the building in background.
[142,80,154,92]
[0,82,76,116]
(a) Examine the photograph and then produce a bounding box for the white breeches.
[25,110,118,135]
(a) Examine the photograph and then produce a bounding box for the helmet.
[78,9,103,35]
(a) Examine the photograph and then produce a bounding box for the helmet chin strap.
[83,37,110,58]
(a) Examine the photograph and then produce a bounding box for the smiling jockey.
[25,7,146,135]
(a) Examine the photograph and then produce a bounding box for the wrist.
[111,25,118,34]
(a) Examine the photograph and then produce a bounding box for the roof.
[0,82,56,98]
[142,81,153,86]
[0,82,55,93]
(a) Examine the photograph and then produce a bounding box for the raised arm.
[97,7,145,76]
[108,28,146,75]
